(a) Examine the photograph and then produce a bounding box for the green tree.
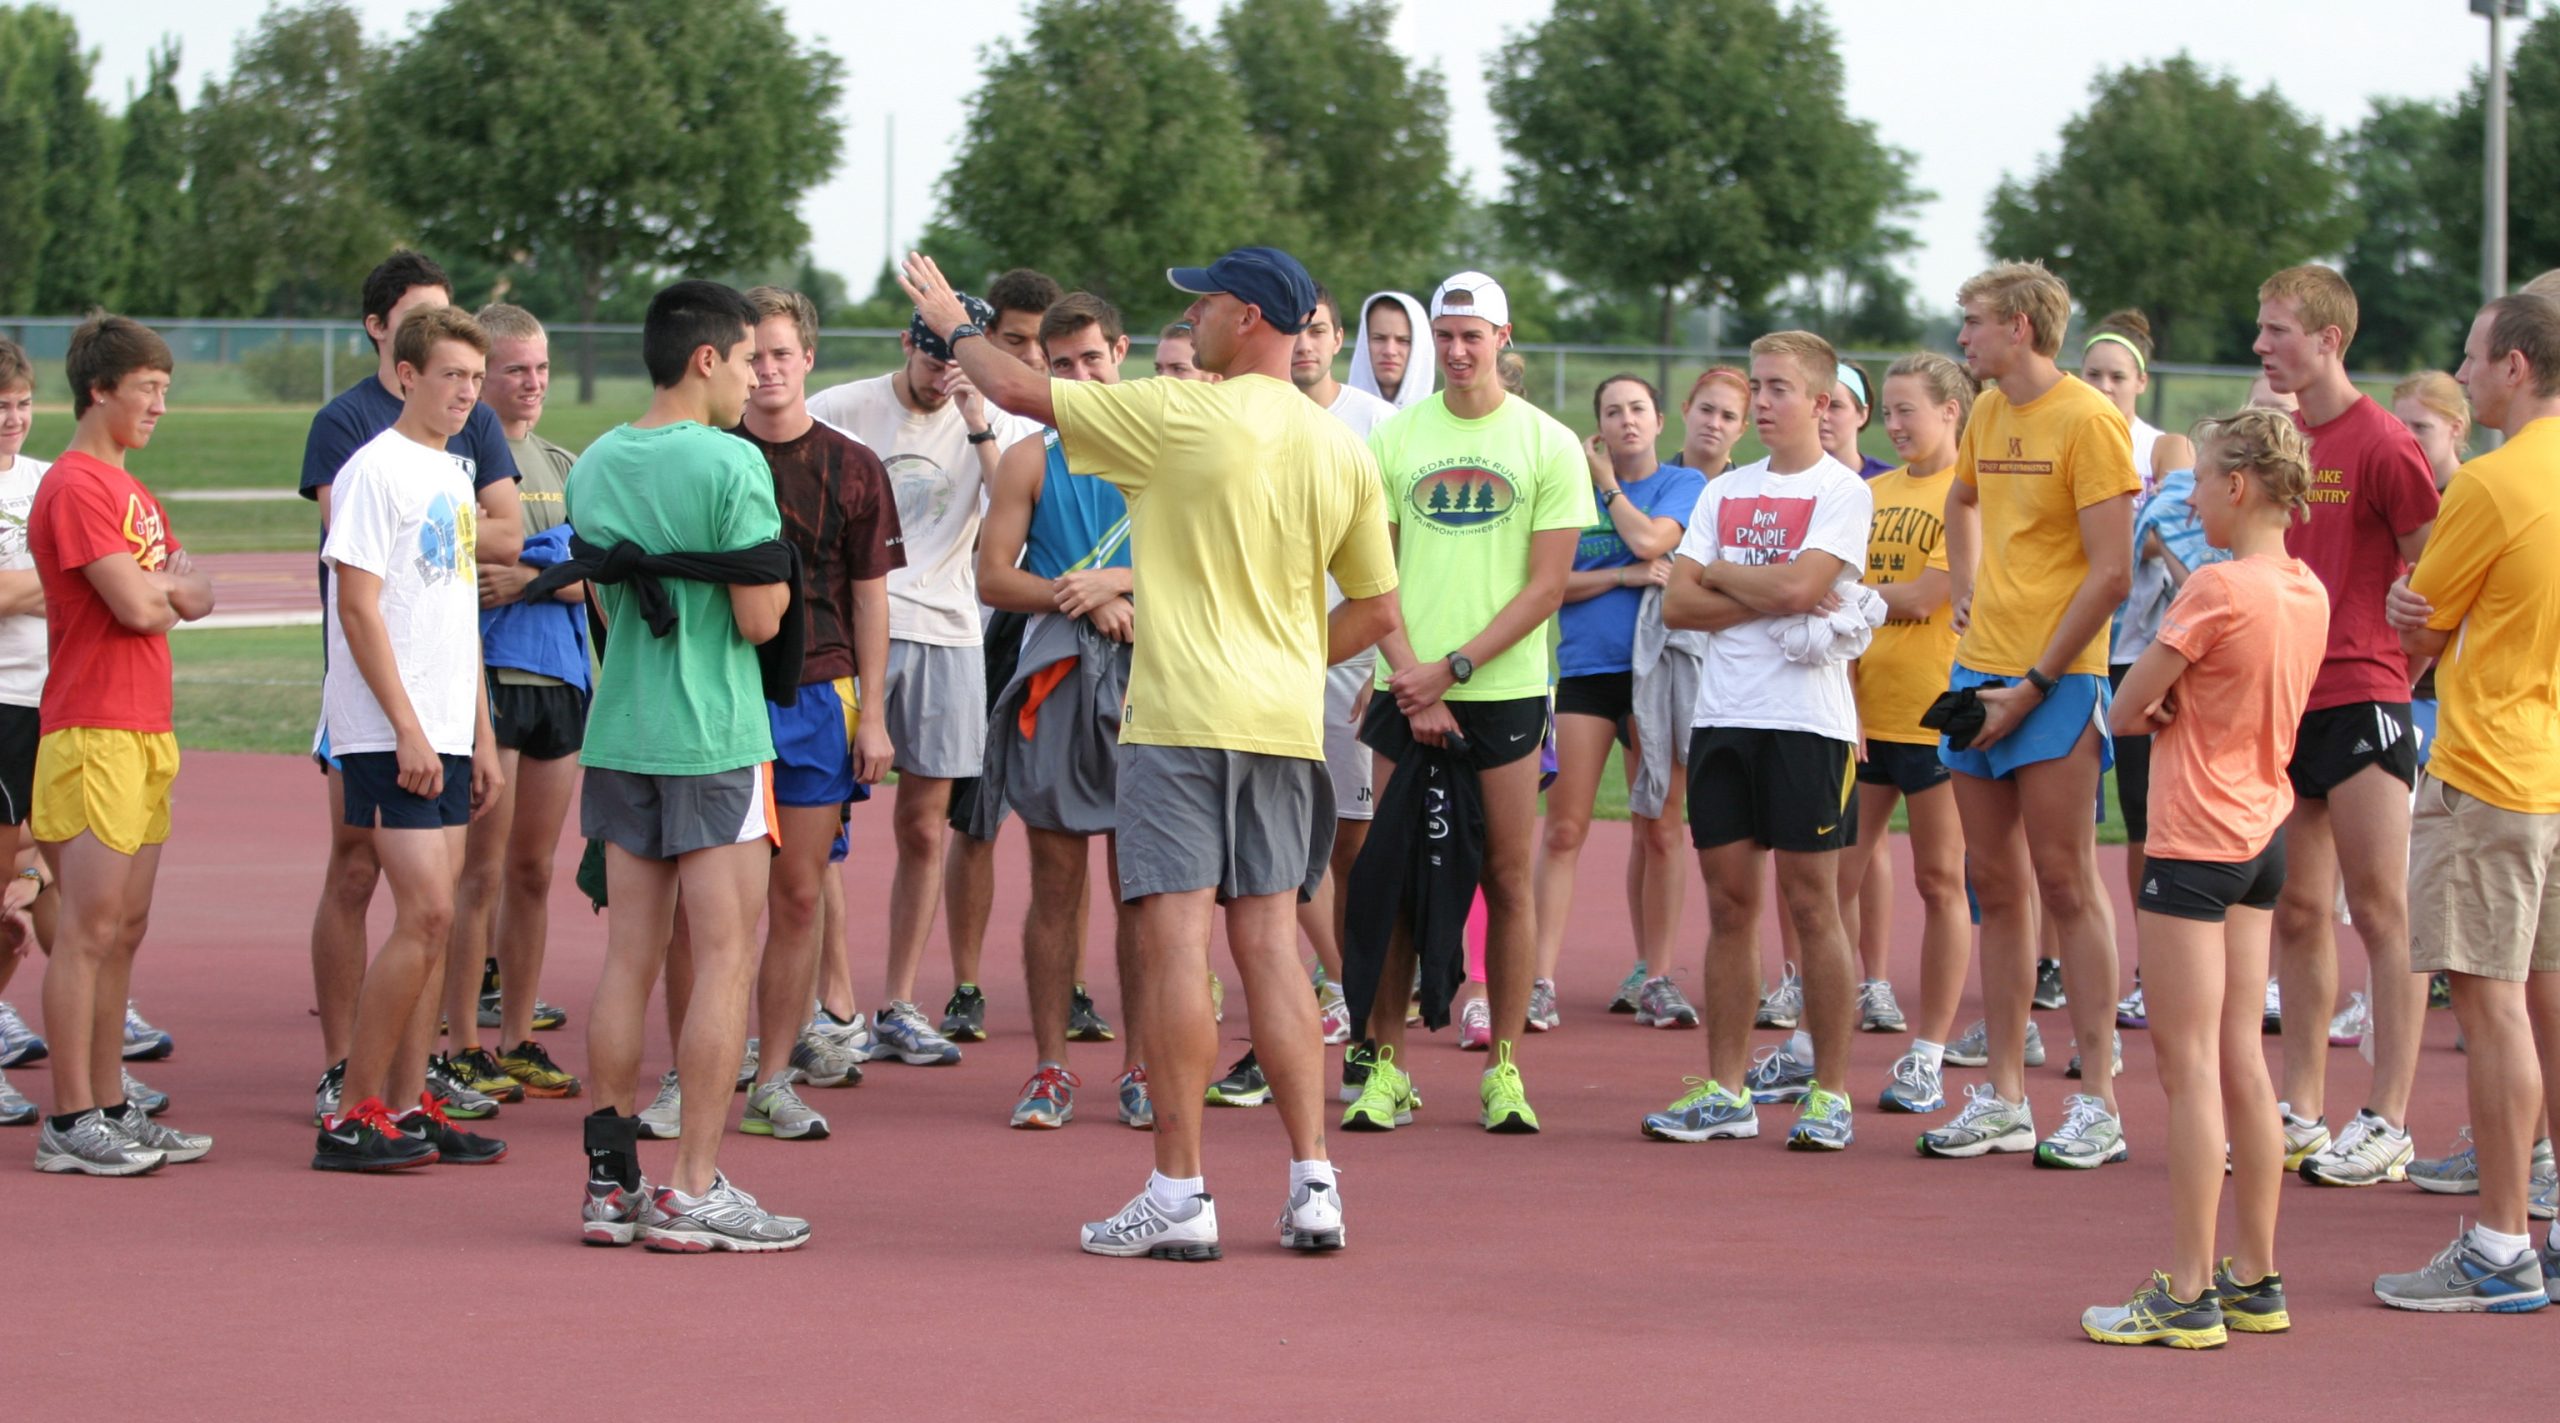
[2338,98,2475,371]
[184,2,402,318]
[1490,0,1917,378]
[1985,54,2354,363]
[116,42,190,315]
[939,0,1275,307]
[1217,0,1458,301]
[0,6,127,312]
[370,0,844,400]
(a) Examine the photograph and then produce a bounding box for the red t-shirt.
[2285,395,2440,710]
[29,451,180,734]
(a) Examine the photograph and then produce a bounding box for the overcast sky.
[89,0,2511,312]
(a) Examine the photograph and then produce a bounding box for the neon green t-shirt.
[1369,392,1589,701]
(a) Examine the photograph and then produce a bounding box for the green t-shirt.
[565,421,781,775]
[1369,392,1588,701]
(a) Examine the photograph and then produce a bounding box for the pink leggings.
[1464,888,1487,984]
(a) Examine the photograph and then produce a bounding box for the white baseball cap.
[1428,271,1510,329]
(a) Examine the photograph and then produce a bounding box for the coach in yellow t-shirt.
[1922,261,2140,1170]
[2380,293,2560,1308]
[899,245,1396,1266]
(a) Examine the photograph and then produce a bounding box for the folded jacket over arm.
[524,533,807,702]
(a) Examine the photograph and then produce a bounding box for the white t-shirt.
[1326,383,1399,441]
[320,428,482,757]
[0,454,50,708]
[1676,453,1871,742]
[808,373,1036,647]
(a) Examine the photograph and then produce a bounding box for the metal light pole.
[2479,0,2525,303]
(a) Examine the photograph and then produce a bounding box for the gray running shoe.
[636,1069,683,1140]
[2116,983,2148,1029]
[581,1174,668,1247]
[2374,1230,2550,1313]
[2534,1146,2558,1222]
[789,1029,864,1089]
[1877,1050,1945,1113]
[0,1067,35,1125]
[644,1173,812,1253]
[2032,958,2066,1010]
[111,1107,212,1163]
[1857,979,1906,1033]
[743,1079,829,1140]
[1278,1175,1345,1251]
[1641,1078,1758,1142]
[2408,1126,2480,1194]
[807,1008,879,1064]
[1755,962,1803,1029]
[1744,1044,1814,1104]
[313,1060,345,1127]
[871,1001,963,1065]
[1081,1187,1220,1260]
[1633,975,1699,1029]
[35,1109,165,1175]
[1117,1066,1154,1130]
[121,1001,173,1060]
[735,1038,759,1091]
[121,1068,169,1117]
[422,1056,498,1120]
[1943,1018,2043,1069]
[939,984,988,1043]
[0,1000,44,1067]
[1526,978,1560,1032]
[1067,984,1116,1043]
[1917,1083,2035,1158]
[2035,1092,2129,1169]
[1012,1064,1078,1128]
[1607,963,1647,1014]
[2064,1030,2123,1080]
[2542,1236,2560,1292]
[2301,1109,2413,1187]
[1787,1087,1854,1152]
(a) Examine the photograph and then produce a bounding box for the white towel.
[1774,582,1887,666]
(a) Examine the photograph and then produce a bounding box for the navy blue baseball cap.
[910,291,995,362]
[1166,247,1318,333]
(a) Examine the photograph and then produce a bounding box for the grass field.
[169,625,2129,839]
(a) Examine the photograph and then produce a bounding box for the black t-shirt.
[730,419,904,684]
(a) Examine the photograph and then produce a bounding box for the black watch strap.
[2022,667,2057,697]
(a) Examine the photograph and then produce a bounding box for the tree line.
[1,0,2550,381]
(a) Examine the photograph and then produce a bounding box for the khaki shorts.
[2409,772,2560,982]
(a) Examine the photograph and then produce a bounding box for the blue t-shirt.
[1022,430,1132,579]
[1556,462,1708,678]
[299,376,518,500]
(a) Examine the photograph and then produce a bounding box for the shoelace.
[342,1099,403,1137]
[511,1040,562,1073]
[1749,1045,1802,1078]
[1889,1054,1933,1091]
[2055,1097,2110,1139]
[1668,1075,1717,1111]
[413,1094,458,1130]
[1024,1066,1080,1101]
[1949,1081,2005,1126]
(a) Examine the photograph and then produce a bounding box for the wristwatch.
[2022,667,2057,699]
[967,429,997,445]
[1599,487,1621,509]
[1447,651,1475,684]
[947,321,985,346]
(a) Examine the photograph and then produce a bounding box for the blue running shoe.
[1640,1078,1757,1141]
[1878,1050,1945,1113]
[1744,1044,1814,1104]
[1787,1087,1854,1151]
[0,1001,45,1067]
[122,1001,173,1061]
[1117,1066,1154,1130]
[870,1000,963,1066]
[2374,1230,2551,1313]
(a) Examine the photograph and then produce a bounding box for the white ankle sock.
[1785,1030,1813,1061]
[1288,1158,1335,1190]
[2473,1223,2532,1267]
[1148,1170,1203,1211]
[1911,1039,1945,1072]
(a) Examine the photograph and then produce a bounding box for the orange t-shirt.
[2144,556,2330,863]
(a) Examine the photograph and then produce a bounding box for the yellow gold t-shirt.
[1857,465,1956,744]
[1953,376,2141,677]
[1053,375,1398,761]
[2411,417,2560,813]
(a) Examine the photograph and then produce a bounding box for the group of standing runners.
[2,239,2558,1340]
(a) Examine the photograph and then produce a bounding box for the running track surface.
[9,752,2531,1418]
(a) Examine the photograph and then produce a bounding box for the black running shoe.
[940,984,987,1043]
[2213,1260,2291,1333]
[1067,984,1116,1043]
[313,1098,440,1172]
[398,1095,509,1165]
[1205,1049,1270,1107]
[2033,958,2067,1011]
[1340,1041,1375,1103]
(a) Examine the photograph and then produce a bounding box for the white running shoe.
[2262,978,2283,1033]
[636,1069,683,1140]
[1916,1083,2036,1159]
[1081,1187,1221,1260]
[2301,1108,2413,1187]
[2328,992,2370,1047]
[2280,1105,2331,1170]
[1278,1175,1345,1251]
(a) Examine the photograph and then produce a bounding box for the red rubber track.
[7,752,2524,1416]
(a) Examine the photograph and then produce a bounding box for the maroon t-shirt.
[2285,395,2440,710]
[731,418,904,685]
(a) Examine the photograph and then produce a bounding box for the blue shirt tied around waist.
[1556,462,1708,678]
[480,523,591,691]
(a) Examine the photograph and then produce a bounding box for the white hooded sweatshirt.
[1347,290,1437,412]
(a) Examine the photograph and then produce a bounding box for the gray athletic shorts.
[582,763,771,861]
[885,638,987,779]
[1115,744,1333,902]
[1323,655,1375,823]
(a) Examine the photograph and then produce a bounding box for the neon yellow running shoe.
[1479,1042,1540,1134]
[1341,1045,1415,1131]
